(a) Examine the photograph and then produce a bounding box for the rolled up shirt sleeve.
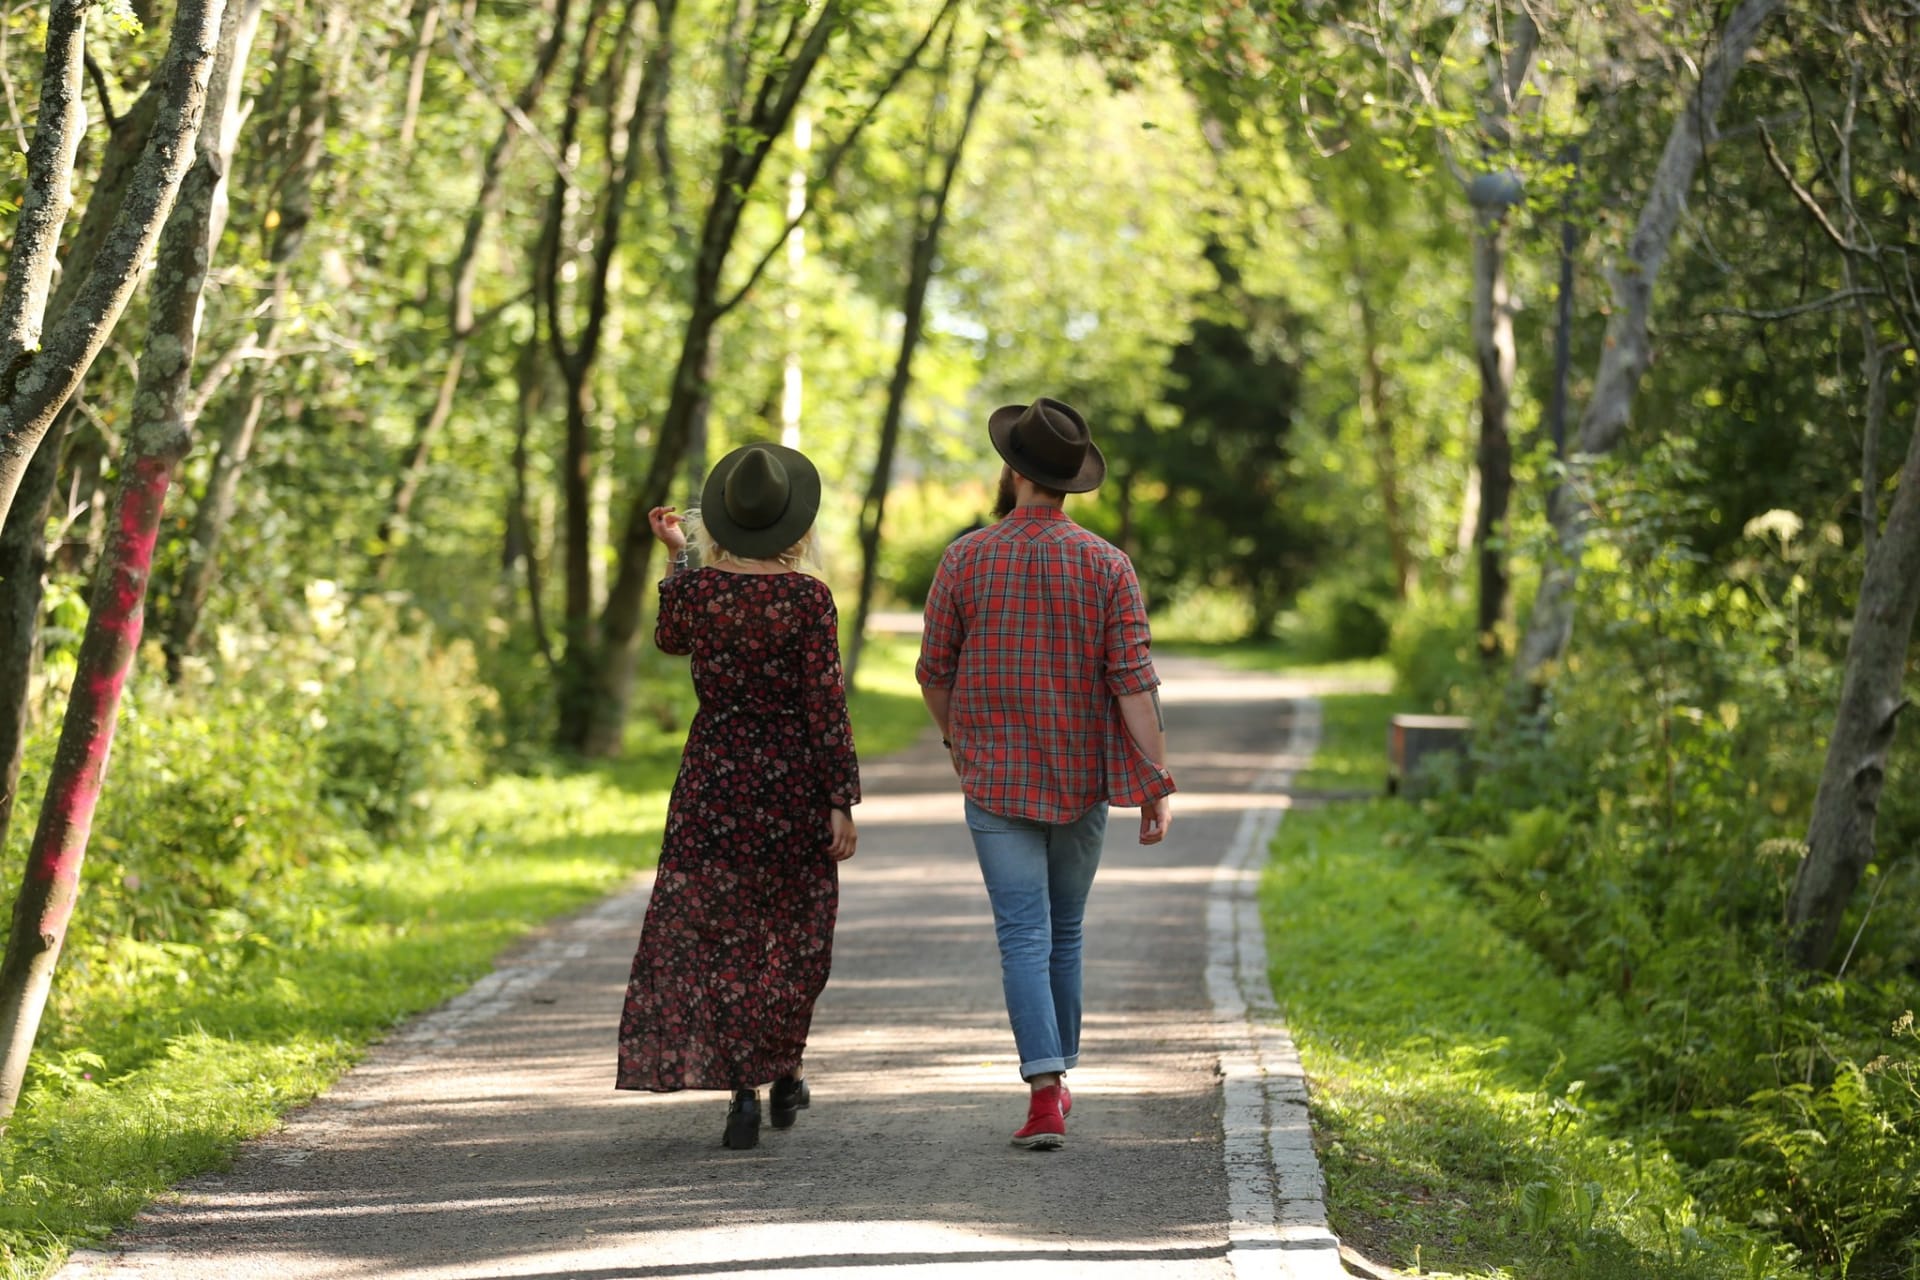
[1102,557,1159,698]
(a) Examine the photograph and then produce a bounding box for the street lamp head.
[1467,169,1526,211]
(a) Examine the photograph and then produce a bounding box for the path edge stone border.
[1207,697,1348,1280]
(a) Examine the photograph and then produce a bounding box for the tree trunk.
[377,348,467,561]
[564,0,952,753]
[539,0,674,752]
[1510,0,1785,696]
[569,299,719,753]
[1786,401,1920,968]
[162,379,267,679]
[0,0,246,1121]
[1347,246,1413,600]
[1471,209,1516,662]
[0,0,87,384]
[396,0,439,157]
[563,1,847,755]
[1466,14,1535,663]
[509,340,554,664]
[556,371,599,729]
[847,37,993,688]
[0,401,64,855]
[0,0,229,530]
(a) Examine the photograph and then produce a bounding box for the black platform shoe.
[769,1074,811,1130]
[722,1089,760,1149]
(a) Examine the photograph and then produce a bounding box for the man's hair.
[685,511,820,572]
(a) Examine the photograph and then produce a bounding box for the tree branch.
[83,53,120,130]
[1699,287,1883,322]
[1758,120,1857,253]
[0,0,89,375]
[714,0,959,318]
[0,0,228,530]
[443,15,577,188]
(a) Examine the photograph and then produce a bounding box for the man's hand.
[827,808,858,861]
[1139,795,1172,845]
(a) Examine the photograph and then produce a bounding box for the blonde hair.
[685,508,820,573]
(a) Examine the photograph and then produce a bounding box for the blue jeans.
[965,798,1109,1080]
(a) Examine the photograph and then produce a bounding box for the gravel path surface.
[60,657,1344,1279]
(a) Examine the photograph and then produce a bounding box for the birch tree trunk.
[1786,402,1920,968]
[0,82,163,855]
[1509,0,1785,696]
[0,0,246,1121]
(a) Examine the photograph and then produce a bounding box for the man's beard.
[993,467,1018,518]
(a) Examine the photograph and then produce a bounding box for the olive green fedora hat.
[698,443,822,559]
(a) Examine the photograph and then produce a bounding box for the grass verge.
[1292,688,1399,794]
[0,637,926,1280]
[1263,694,1794,1280]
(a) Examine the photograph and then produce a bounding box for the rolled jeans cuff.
[1020,1052,1076,1080]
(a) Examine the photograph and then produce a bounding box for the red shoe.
[1012,1085,1067,1150]
[1061,1083,1072,1116]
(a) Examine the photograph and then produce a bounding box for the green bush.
[312,604,493,836]
[75,682,362,947]
[1292,570,1395,659]
[1388,588,1478,711]
[1703,1008,1920,1274]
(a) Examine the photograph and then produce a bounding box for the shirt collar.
[1008,504,1069,522]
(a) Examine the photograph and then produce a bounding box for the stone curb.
[1207,698,1349,1280]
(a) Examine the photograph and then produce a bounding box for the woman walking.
[615,443,860,1150]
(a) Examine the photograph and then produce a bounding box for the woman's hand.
[648,505,687,555]
[827,808,857,861]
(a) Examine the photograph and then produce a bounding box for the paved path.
[62,658,1346,1279]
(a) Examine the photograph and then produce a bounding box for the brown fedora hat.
[987,397,1105,493]
[699,443,821,559]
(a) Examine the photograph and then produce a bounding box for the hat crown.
[699,442,821,559]
[987,395,1105,493]
[1007,399,1090,475]
[723,447,790,531]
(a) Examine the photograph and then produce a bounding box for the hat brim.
[988,403,1106,494]
[699,443,822,559]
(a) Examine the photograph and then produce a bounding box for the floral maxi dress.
[616,568,860,1092]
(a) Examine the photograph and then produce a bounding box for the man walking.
[916,396,1176,1152]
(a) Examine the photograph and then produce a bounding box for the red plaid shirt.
[915,505,1175,823]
